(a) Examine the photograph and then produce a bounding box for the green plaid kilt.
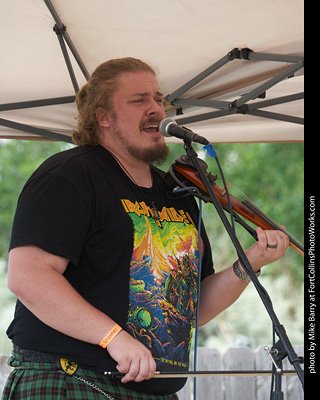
[1,346,179,400]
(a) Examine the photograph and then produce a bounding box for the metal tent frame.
[0,0,304,143]
[166,48,304,128]
[0,0,88,143]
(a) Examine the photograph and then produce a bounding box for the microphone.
[159,118,209,145]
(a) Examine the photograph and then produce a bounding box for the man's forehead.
[117,71,162,95]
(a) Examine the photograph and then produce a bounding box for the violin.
[167,156,304,257]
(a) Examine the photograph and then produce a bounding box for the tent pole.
[233,60,304,108]
[168,51,304,127]
[171,92,303,111]
[246,52,302,63]
[247,92,304,109]
[171,98,230,110]
[167,53,231,103]
[173,109,233,125]
[0,118,73,143]
[166,47,303,113]
[53,24,80,94]
[0,96,76,112]
[43,0,90,81]
[246,110,304,125]
[166,48,304,105]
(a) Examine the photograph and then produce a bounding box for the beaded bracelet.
[233,259,261,283]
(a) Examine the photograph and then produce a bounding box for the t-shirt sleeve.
[9,172,92,266]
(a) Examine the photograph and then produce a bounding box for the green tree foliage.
[0,140,74,259]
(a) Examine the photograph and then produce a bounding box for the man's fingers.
[119,357,156,383]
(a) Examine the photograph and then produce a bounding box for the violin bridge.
[220,182,231,196]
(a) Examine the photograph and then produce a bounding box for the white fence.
[177,346,304,400]
[0,346,304,399]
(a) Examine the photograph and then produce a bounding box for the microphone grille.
[159,118,176,137]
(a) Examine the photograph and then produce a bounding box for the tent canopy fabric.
[0,0,304,143]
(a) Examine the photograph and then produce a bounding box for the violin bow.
[105,369,299,378]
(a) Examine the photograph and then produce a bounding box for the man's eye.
[131,98,164,105]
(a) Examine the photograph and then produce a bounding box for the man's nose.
[146,99,164,116]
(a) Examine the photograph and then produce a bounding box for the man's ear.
[96,107,110,128]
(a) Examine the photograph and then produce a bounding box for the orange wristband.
[99,324,122,349]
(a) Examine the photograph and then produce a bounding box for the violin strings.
[216,177,249,203]
[216,177,304,252]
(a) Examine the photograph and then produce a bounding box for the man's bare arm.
[8,245,155,382]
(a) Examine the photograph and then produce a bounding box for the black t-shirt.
[7,145,214,395]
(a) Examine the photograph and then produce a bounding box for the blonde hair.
[72,57,156,146]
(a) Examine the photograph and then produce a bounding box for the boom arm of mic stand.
[182,139,304,389]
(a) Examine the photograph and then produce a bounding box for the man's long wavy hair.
[72,58,156,146]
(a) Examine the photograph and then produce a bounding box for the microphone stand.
[181,138,304,394]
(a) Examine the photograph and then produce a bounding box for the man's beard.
[109,112,170,165]
[130,142,170,165]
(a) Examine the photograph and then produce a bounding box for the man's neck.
[106,147,153,188]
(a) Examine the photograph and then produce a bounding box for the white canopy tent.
[0,0,304,143]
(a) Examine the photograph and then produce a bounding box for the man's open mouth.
[142,125,159,133]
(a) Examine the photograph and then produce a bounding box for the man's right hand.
[106,330,156,383]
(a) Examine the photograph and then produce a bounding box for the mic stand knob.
[265,341,289,400]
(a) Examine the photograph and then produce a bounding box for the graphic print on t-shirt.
[121,199,202,371]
